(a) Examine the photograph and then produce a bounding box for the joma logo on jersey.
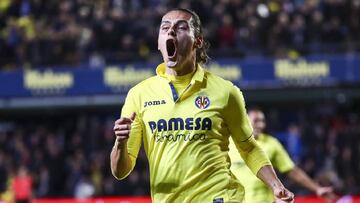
[144,100,166,107]
[148,117,212,133]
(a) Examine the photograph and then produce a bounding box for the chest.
[138,82,226,135]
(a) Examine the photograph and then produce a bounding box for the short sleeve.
[271,139,295,173]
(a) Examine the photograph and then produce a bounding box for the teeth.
[166,39,176,57]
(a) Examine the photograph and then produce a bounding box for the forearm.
[257,165,285,192]
[110,141,133,180]
[287,167,320,193]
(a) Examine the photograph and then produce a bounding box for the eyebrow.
[161,20,189,25]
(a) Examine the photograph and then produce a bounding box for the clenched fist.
[113,112,136,144]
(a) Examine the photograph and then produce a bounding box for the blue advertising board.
[0,55,359,99]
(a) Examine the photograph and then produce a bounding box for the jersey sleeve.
[119,88,143,176]
[223,85,253,142]
[271,139,295,173]
[224,85,271,175]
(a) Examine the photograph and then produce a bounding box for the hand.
[113,112,136,145]
[316,186,338,202]
[273,187,294,203]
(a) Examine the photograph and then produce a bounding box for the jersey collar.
[156,63,205,84]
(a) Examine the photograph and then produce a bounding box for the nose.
[168,27,176,37]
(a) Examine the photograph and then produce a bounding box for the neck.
[166,60,196,76]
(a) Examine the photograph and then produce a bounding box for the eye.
[177,24,188,30]
[161,26,170,31]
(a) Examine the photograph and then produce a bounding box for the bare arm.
[287,167,337,202]
[110,113,136,180]
[257,165,294,203]
[110,140,133,179]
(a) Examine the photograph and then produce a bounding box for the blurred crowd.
[0,0,360,70]
[265,102,360,196]
[0,111,150,201]
[0,102,359,201]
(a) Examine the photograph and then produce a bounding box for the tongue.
[166,39,176,57]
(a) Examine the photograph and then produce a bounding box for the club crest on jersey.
[195,95,210,109]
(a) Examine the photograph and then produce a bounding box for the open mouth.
[166,39,177,58]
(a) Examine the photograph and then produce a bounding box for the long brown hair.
[170,8,210,65]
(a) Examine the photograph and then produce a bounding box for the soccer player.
[111,8,294,203]
[229,107,337,203]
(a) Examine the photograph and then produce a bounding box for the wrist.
[270,181,285,192]
[114,140,127,149]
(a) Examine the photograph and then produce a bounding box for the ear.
[194,36,203,49]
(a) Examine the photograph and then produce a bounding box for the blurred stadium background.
[0,0,360,202]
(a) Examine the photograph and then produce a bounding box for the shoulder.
[123,76,159,111]
[204,70,242,103]
[204,69,235,89]
[261,134,283,148]
[260,133,275,142]
[127,75,159,96]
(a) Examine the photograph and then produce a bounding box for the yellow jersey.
[229,133,295,203]
[119,63,270,203]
